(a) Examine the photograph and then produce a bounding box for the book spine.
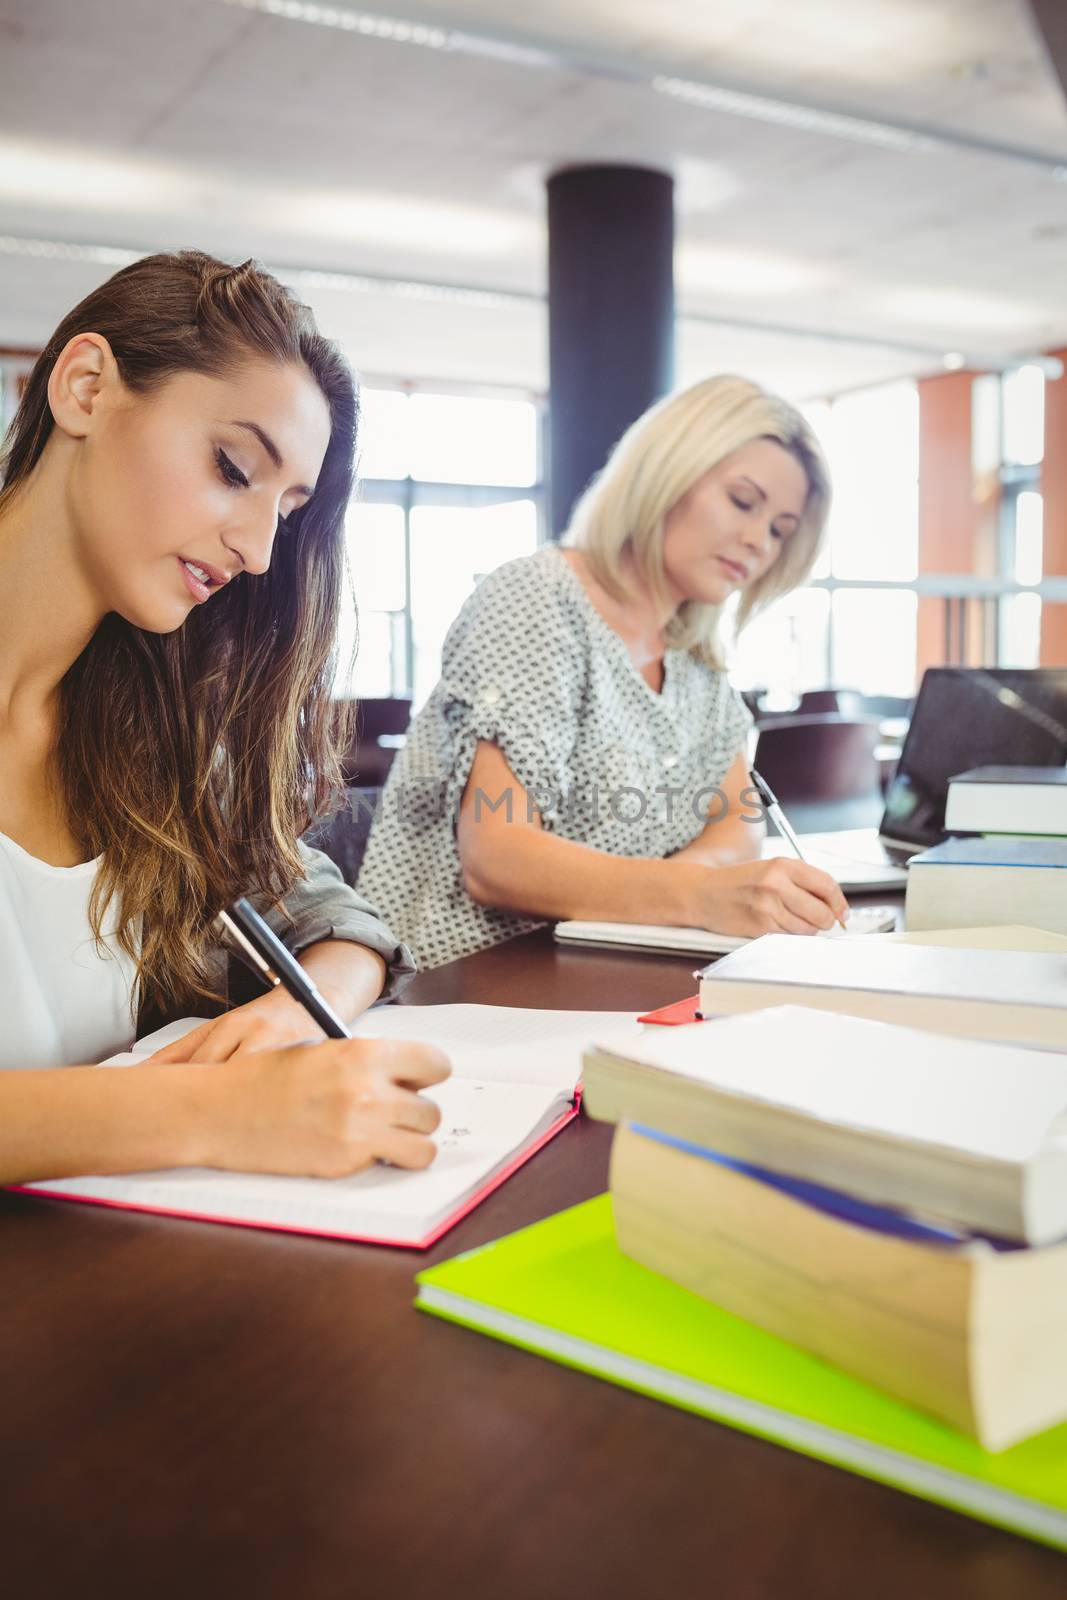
[609,1126,988,1440]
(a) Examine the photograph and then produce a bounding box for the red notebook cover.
[14,1103,579,1251]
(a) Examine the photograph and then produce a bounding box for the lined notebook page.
[110,1004,636,1090]
[45,1075,568,1238]
[43,1003,642,1243]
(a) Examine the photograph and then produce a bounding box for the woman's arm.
[668,752,766,866]
[150,842,407,1063]
[0,1036,449,1186]
[457,741,848,935]
[149,939,388,1063]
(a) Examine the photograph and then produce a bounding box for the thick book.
[695,934,1067,1049]
[581,1005,1067,1243]
[905,836,1067,937]
[877,924,1067,953]
[414,1196,1067,1550]
[945,765,1067,837]
[637,929,1067,1029]
[611,1123,1067,1450]
[18,1004,635,1249]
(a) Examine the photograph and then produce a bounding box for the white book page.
[594,1005,1067,1163]
[351,1003,636,1089]
[102,1018,210,1064]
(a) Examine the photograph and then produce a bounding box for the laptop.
[761,668,1067,893]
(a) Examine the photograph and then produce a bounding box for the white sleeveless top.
[0,831,139,1069]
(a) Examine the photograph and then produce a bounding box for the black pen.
[749,767,848,930]
[217,897,353,1039]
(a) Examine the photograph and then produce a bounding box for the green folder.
[415,1195,1067,1551]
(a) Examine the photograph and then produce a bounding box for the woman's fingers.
[146,1020,219,1063]
[371,1125,441,1169]
[378,1085,443,1136]
[769,861,849,929]
[353,1037,452,1090]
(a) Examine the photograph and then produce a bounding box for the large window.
[730,380,920,702]
[982,363,1046,669]
[730,364,1054,703]
[338,383,544,705]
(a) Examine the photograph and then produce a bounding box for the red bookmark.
[637,995,706,1026]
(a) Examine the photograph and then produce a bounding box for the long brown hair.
[0,250,358,1015]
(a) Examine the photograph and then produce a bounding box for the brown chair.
[303,786,381,885]
[797,687,863,717]
[335,696,412,787]
[753,713,884,832]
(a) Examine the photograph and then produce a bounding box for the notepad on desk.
[19,1004,635,1248]
[554,906,897,956]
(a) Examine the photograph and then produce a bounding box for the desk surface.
[4,926,1065,1598]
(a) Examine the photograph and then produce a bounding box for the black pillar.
[547,164,675,537]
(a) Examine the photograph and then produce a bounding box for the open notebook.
[19,1004,634,1248]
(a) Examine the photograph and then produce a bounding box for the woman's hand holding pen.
[186,1036,451,1176]
[677,856,849,937]
[147,987,347,1064]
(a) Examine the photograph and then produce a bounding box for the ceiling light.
[0,231,534,310]
[0,234,141,267]
[652,76,939,153]
[881,287,1043,334]
[942,351,967,370]
[0,139,200,213]
[223,0,560,65]
[285,266,526,309]
[282,191,539,256]
[676,243,829,297]
[225,0,448,48]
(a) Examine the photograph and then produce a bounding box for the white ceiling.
[1,0,1066,398]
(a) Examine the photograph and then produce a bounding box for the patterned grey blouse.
[358,546,752,969]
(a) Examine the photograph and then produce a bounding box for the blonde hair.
[565,374,831,669]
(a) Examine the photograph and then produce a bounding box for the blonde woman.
[359,375,848,968]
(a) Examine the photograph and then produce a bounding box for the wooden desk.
[3,928,1064,1597]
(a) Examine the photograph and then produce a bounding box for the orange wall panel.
[1040,347,1067,665]
[916,372,984,675]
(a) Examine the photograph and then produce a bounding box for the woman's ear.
[46,333,119,440]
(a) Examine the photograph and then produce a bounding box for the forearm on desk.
[669,752,766,867]
[0,1063,209,1186]
[459,822,693,925]
[671,815,766,867]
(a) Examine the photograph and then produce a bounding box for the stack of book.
[692,929,1067,1046]
[415,930,1067,1544]
[945,765,1067,837]
[581,1004,1067,1451]
[904,835,1067,935]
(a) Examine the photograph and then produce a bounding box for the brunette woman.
[0,250,447,1184]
